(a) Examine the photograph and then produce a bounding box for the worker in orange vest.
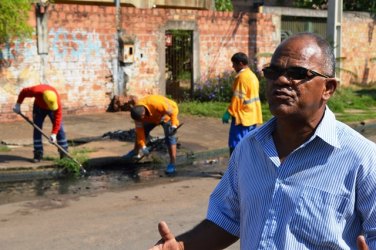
[123,95,180,175]
[222,52,263,155]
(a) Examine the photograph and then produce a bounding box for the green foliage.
[215,0,233,11]
[179,101,228,117]
[181,74,376,124]
[179,100,273,121]
[0,0,33,44]
[293,0,376,14]
[54,149,89,176]
[0,145,11,152]
[192,71,234,102]
[328,85,376,120]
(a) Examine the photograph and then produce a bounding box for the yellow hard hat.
[43,90,58,111]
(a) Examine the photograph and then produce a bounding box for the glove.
[49,134,57,143]
[13,103,21,114]
[222,110,231,124]
[141,146,150,156]
[122,149,138,160]
[168,125,177,136]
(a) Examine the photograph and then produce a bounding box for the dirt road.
[0,175,240,250]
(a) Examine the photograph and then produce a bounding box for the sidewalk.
[0,112,229,174]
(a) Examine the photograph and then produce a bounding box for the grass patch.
[0,145,11,152]
[54,148,91,176]
[328,85,376,122]
[180,85,376,124]
[179,101,228,117]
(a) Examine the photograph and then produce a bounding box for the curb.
[0,148,229,182]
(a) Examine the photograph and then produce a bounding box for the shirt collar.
[236,68,246,77]
[254,106,340,149]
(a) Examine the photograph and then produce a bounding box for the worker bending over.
[13,84,69,162]
[123,95,180,175]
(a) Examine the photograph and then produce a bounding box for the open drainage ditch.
[0,156,229,205]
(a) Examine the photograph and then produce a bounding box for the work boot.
[32,151,43,163]
[165,163,176,175]
[59,151,67,159]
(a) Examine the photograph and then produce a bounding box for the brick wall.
[341,12,376,86]
[0,3,375,122]
[120,8,259,95]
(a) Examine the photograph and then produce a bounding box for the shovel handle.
[18,112,86,173]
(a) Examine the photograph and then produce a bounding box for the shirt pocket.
[290,185,349,247]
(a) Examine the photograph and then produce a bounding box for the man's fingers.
[357,235,369,250]
[158,221,175,241]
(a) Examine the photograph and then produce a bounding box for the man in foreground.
[149,33,375,249]
[13,84,69,162]
[123,95,180,175]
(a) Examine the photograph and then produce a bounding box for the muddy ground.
[0,159,240,250]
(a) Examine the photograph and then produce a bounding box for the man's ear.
[323,78,338,101]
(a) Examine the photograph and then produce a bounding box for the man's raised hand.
[148,221,184,250]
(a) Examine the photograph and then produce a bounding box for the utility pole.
[327,0,342,80]
[114,0,123,96]
[36,0,49,83]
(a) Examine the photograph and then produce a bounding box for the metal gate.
[281,16,327,41]
[165,30,193,101]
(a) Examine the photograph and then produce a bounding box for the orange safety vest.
[134,95,179,148]
[228,68,263,126]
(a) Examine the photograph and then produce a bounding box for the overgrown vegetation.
[54,148,93,176]
[328,85,376,122]
[214,0,233,11]
[0,0,33,44]
[179,73,376,124]
[294,0,376,14]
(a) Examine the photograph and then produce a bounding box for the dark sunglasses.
[262,66,330,81]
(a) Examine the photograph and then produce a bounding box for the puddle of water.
[0,156,229,205]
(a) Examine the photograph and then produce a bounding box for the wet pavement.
[0,112,230,175]
[1,112,376,250]
[1,111,376,178]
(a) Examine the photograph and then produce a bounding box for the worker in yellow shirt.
[222,52,263,155]
[123,95,180,175]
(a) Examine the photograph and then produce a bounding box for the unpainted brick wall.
[341,13,376,86]
[1,3,375,122]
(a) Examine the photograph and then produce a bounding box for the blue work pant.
[228,118,256,155]
[144,121,177,146]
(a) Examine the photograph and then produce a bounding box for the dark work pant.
[32,105,68,156]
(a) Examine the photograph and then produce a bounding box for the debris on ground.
[102,129,136,141]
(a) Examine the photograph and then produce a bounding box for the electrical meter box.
[122,44,135,63]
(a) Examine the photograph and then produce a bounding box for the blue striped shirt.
[207,107,376,249]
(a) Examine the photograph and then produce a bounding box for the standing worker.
[123,95,180,175]
[13,84,69,163]
[222,52,263,155]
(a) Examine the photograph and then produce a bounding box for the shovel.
[18,112,86,174]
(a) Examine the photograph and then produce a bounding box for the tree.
[293,0,376,14]
[215,0,233,11]
[0,0,33,44]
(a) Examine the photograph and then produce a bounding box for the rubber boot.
[165,163,176,175]
[59,150,67,159]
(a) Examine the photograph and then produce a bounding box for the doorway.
[165,30,193,101]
